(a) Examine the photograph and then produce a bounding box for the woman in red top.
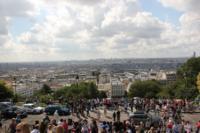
[62,119,68,133]
[196,120,200,133]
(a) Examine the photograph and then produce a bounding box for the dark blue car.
[45,105,70,115]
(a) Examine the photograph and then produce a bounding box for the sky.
[0,0,200,62]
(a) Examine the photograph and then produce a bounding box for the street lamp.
[13,77,17,95]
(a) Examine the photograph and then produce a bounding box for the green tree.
[40,84,52,94]
[173,57,200,99]
[98,91,107,98]
[129,80,161,98]
[39,95,53,104]
[33,84,53,103]
[177,57,200,86]
[0,81,13,101]
[54,82,102,100]
[88,82,99,98]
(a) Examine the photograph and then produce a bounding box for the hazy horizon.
[0,57,188,64]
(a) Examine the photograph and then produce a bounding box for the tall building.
[193,51,196,57]
[111,80,125,98]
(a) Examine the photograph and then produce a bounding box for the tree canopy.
[33,84,53,104]
[177,57,200,86]
[0,80,13,101]
[54,82,106,101]
[128,80,161,98]
[128,57,200,99]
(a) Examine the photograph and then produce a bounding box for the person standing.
[31,124,40,133]
[54,110,59,123]
[147,127,154,133]
[113,111,116,122]
[90,119,98,133]
[62,119,68,133]
[117,110,120,121]
[55,125,65,133]
[184,121,193,133]
[15,122,30,133]
[16,114,21,124]
[196,120,200,133]
[97,110,101,121]
[9,118,17,133]
[81,120,89,133]
[104,106,107,117]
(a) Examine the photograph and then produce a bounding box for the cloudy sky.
[0,0,200,62]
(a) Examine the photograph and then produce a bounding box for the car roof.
[47,105,60,107]
[23,103,35,106]
[134,111,146,114]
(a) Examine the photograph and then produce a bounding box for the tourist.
[112,111,116,121]
[90,119,98,133]
[31,124,40,133]
[62,119,68,133]
[166,119,173,133]
[16,122,30,133]
[147,126,155,133]
[54,110,59,123]
[58,119,63,125]
[172,122,179,133]
[81,120,90,133]
[184,121,193,133]
[47,124,54,133]
[56,125,65,133]
[117,110,120,121]
[103,106,107,117]
[196,120,200,133]
[97,110,101,120]
[39,121,47,133]
[43,115,50,125]
[9,118,17,133]
[16,114,21,124]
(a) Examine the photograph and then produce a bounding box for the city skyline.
[0,0,200,62]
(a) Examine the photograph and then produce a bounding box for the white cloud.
[159,0,200,12]
[0,0,199,62]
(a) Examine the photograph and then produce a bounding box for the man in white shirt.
[31,124,40,133]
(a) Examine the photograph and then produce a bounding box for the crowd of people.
[1,98,200,133]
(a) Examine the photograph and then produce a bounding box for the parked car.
[33,106,44,114]
[1,106,27,119]
[45,105,70,115]
[22,107,34,114]
[0,102,13,111]
[23,103,44,114]
[129,110,161,128]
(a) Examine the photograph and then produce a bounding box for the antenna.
[193,51,196,57]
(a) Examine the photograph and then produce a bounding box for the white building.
[157,71,176,84]
[111,80,125,98]
[99,73,110,84]
[98,83,112,97]
[135,72,149,81]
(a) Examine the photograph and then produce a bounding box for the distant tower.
[193,51,196,57]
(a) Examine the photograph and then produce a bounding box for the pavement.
[1,107,200,132]
[2,108,129,131]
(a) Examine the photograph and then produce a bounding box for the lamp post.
[13,77,17,95]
